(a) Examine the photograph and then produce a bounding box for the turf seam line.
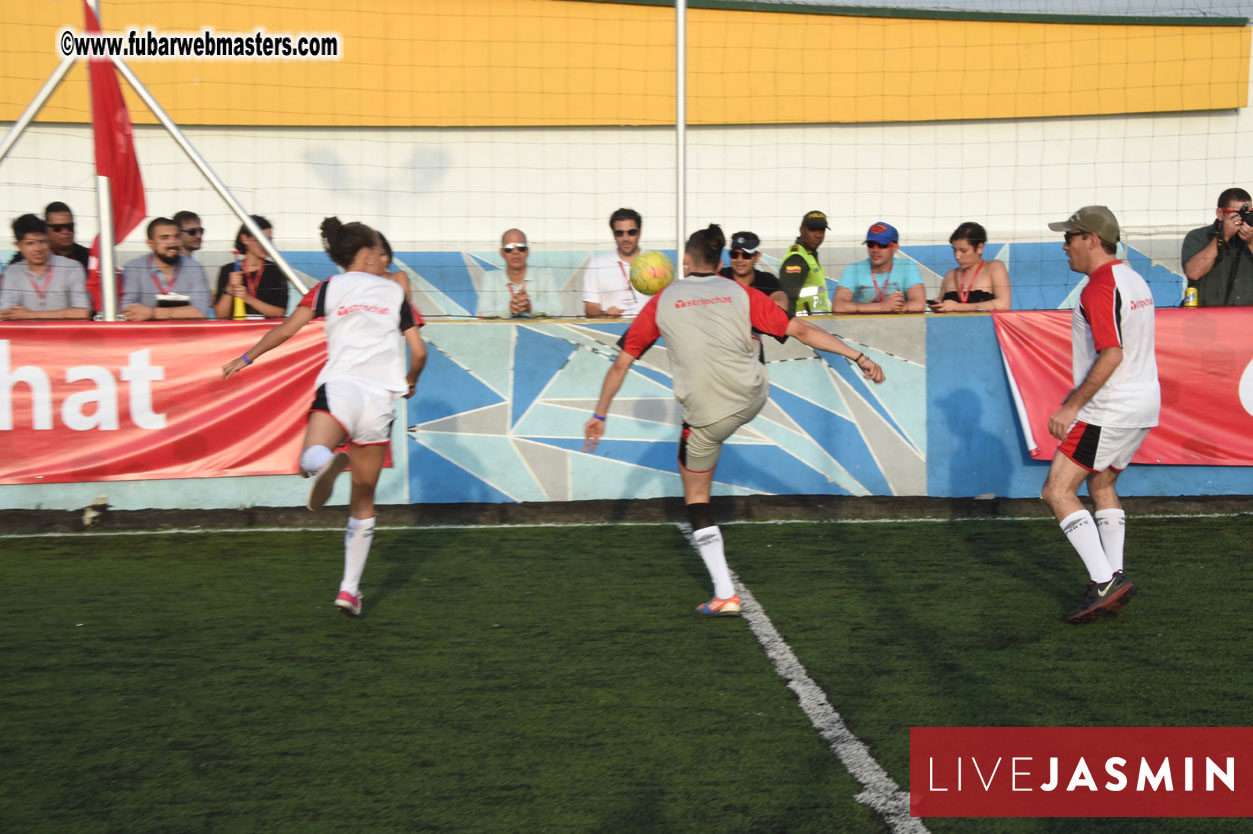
[2,510,1249,539]
[675,522,929,834]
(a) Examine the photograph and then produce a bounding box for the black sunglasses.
[48,223,74,233]
[1063,231,1087,244]
[613,228,640,237]
[866,241,892,249]
[502,243,528,253]
[729,249,756,259]
[181,227,204,236]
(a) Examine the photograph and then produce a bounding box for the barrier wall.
[2,311,1249,511]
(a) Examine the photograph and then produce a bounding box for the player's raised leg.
[334,442,387,616]
[302,408,350,511]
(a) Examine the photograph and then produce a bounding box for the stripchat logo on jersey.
[910,727,1253,818]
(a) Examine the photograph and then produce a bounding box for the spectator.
[213,216,288,319]
[174,210,204,261]
[583,207,647,317]
[119,217,210,320]
[479,228,561,318]
[779,210,832,315]
[377,233,418,315]
[718,231,787,309]
[1181,188,1253,306]
[929,221,1012,312]
[0,214,90,320]
[833,222,926,314]
[8,202,91,270]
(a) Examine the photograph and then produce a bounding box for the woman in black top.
[214,215,289,319]
[929,221,1012,313]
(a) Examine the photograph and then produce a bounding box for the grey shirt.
[0,255,90,313]
[120,254,211,315]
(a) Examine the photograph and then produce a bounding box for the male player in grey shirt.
[583,224,885,616]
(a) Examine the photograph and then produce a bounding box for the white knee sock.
[693,525,735,600]
[341,515,376,595]
[1060,509,1112,583]
[1095,508,1127,573]
[300,444,334,476]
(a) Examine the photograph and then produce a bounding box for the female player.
[222,217,427,617]
[929,221,1012,313]
[584,224,885,616]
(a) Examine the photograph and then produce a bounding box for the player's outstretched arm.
[583,350,636,452]
[785,316,885,383]
[221,305,316,380]
[403,327,427,399]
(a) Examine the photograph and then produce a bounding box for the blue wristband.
[592,413,606,421]
[241,353,252,366]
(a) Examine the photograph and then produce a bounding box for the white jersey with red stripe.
[298,271,421,395]
[1072,260,1159,428]
[620,272,792,427]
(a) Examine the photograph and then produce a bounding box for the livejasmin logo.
[927,754,1234,793]
[0,340,166,431]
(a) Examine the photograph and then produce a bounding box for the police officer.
[778,210,831,315]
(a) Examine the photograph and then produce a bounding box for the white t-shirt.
[582,251,648,316]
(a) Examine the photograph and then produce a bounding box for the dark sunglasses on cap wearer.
[181,227,204,236]
[613,228,640,237]
[1063,231,1088,244]
[866,241,893,250]
[729,249,756,260]
[48,223,74,233]
[502,243,528,253]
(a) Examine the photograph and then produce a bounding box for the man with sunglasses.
[583,207,647,318]
[1041,206,1158,625]
[477,228,561,318]
[718,231,787,309]
[174,210,204,261]
[1181,188,1253,306]
[833,222,926,314]
[7,202,90,271]
[779,210,832,315]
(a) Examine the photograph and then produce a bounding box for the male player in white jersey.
[1041,206,1160,624]
[583,224,885,616]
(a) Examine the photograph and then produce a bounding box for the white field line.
[1,510,1249,540]
[675,522,928,834]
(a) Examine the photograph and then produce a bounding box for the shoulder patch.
[784,265,803,274]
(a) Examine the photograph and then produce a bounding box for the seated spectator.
[929,221,1012,312]
[719,231,787,309]
[1182,187,1253,306]
[378,233,413,302]
[174,210,204,261]
[583,207,647,317]
[213,216,288,319]
[7,202,91,270]
[0,214,90,320]
[833,222,927,313]
[479,228,561,318]
[119,217,210,320]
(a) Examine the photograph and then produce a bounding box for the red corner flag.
[84,0,146,311]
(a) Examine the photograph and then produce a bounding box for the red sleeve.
[298,279,327,317]
[1079,267,1122,352]
[744,281,792,339]
[619,292,662,357]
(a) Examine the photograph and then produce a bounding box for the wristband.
[240,353,252,366]
[592,413,606,422]
[853,352,865,364]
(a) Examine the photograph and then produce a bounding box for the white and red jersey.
[298,271,422,395]
[1072,260,1159,428]
[620,272,792,427]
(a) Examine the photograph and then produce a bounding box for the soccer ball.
[629,251,675,295]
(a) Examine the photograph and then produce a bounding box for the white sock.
[340,515,376,595]
[1060,509,1113,583]
[300,444,334,476]
[1095,508,1127,573]
[693,525,735,600]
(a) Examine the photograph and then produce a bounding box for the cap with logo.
[864,222,899,246]
[801,210,830,230]
[1047,205,1120,246]
[730,231,760,253]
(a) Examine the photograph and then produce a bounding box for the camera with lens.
[1239,204,1253,225]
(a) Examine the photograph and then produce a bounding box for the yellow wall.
[2,0,1247,127]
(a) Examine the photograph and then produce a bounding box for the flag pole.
[85,0,121,320]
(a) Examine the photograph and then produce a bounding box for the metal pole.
[0,55,75,165]
[676,0,687,265]
[96,175,117,320]
[109,55,309,294]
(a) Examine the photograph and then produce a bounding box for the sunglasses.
[502,243,528,253]
[181,227,204,236]
[613,228,640,238]
[1063,230,1088,244]
[48,223,74,233]
[866,241,893,249]
[729,249,756,260]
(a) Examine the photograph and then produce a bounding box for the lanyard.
[149,256,177,295]
[26,265,54,302]
[242,263,265,297]
[869,261,893,302]
[958,260,985,304]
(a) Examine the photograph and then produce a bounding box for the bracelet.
[853,352,865,364]
[592,413,606,422]
[240,353,252,366]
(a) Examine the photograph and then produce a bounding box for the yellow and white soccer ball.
[629,251,676,296]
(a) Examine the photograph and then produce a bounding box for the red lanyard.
[958,260,984,304]
[26,265,54,302]
[869,261,893,302]
[149,256,177,295]
[242,263,265,297]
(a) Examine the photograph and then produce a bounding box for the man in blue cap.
[833,221,927,314]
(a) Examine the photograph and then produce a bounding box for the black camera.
[1239,204,1253,225]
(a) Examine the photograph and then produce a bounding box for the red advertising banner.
[993,308,1253,466]
[911,726,1253,817]
[0,322,327,484]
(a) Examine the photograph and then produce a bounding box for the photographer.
[1181,188,1253,306]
